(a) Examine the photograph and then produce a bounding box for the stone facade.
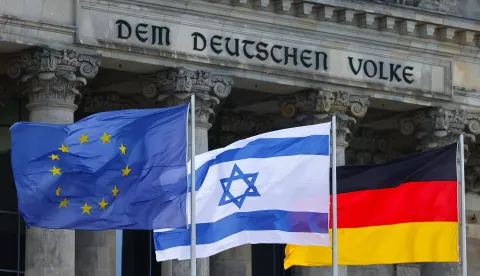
[0,0,479,276]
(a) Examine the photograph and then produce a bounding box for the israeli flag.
[154,123,331,261]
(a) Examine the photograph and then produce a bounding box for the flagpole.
[190,94,197,276]
[331,115,338,276]
[459,134,467,276]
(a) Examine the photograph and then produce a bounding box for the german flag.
[284,143,459,268]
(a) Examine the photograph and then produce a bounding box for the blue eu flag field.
[10,104,189,230]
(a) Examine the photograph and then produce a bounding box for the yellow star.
[112,186,119,197]
[121,165,131,176]
[58,144,69,153]
[59,198,69,208]
[98,198,109,209]
[119,144,127,155]
[55,186,61,196]
[78,133,89,144]
[81,203,92,215]
[49,154,60,161]
[100,132,111,144]
[49,166,61,176]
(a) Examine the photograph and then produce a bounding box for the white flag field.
[154,122,332,261]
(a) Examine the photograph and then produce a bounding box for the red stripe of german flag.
[285,143,459,268]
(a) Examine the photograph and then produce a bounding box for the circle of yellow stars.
[49,132,129,215]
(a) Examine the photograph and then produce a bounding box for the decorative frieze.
[7,47,100,109]
[466,143,480,193]
[220,110,272,134]
[0,84,12,108]
[210,110,273,148]
[347,128,408,165]
[83,92,138,113]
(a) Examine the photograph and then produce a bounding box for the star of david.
[218,164,260,209]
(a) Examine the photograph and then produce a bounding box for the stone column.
[142,68,233,276]
[279,89,370,276]
[346,128,414,276]
[399,107,480,276]
[7,48,100,276]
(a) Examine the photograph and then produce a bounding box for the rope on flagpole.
[459,134,467,276]
[332,115,338,276]
[190,94,197,276]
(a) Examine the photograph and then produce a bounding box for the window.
[0,100,27,275]
[121,230,162,276]
[252,244,292,276]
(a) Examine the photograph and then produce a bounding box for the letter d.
[192,32,207,51]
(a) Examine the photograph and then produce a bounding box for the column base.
[421,263,460,276]
[25,227,75,276]
[172,258,209,276]
[291,266,347,276]
[75,230,116,276]
[210,245,252,276]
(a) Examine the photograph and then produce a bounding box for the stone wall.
[0,0,75,26]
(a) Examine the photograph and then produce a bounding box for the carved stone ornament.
[466,143,480,193]
[279,89,369,120]
[421,262,460,276]
[141,67,233,101]
[83,92,137,113]
[399,107,480,156]
[346,128,405,165]
[0,85,12,108]
[211,111,273,148]
[281,89,369,147]
[141,67,233,129]
[7,47,100,109]
[220,110,272,134]
[294,112,356,148]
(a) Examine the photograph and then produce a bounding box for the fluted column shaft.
[280,89,370,276]
[142,67,233,276]
[399,107,480,276]
[8,47,101,276]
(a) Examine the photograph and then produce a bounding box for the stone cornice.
[83,0,480,55]
[0,15,76,35]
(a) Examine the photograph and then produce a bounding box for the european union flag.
[10,104,189,230]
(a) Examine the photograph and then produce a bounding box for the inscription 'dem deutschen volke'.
[115,19,415,84]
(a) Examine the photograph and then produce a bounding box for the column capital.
[141,67,233,100]
[399,107,480,155]
[280,89,370,148]
[7,47,100,111]
[142,68,233,130]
